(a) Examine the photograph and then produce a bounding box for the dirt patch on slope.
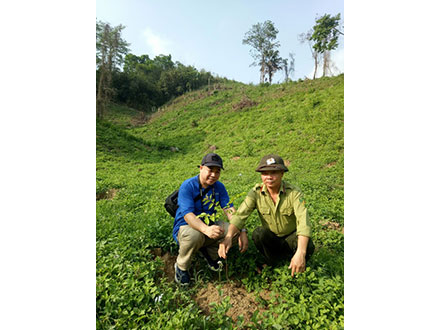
[130,112,148,127]
[150,248,177,282]
[152,248,275,324]
[232,96,258,111]
[96,188,118,200]
[161,253,177,282]
[319,220,344,233]
[194,282,272,323]
[323,161,337,168]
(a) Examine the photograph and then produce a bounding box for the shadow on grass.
[96,119,206,163]
[309,245,344,278]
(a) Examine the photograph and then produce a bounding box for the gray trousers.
[176,221,238,271]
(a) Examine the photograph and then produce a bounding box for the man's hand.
[288,250,306,277]
[218,236,233,259]
[238,231,248,253]
[203,225,224,239]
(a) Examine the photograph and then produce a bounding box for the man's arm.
[221,206,248,253]
[288,235,309,277]
[218,189,256,258]
[183,212,224,239]
[222,206,236,221]
[238,230,249,253]
[218,222,240,258]
[287,190,312,277]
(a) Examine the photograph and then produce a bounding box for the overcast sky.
[96,0,344,84]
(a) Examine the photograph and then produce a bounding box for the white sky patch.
[306,47,344,79]
[143,28,172,57]
[332,48,344,74]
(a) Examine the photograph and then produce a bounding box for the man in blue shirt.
[173,153,248,286]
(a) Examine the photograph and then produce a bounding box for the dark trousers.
[252,226,315,266]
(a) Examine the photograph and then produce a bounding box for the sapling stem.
[225,259,229,281]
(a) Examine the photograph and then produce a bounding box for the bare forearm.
[289,235,309,276]
[184,213,209,235]
[218,222,240,259]
[296,235,309,255]
[184,212,224,239]
[225,222,240,238]
[223,207,241,238]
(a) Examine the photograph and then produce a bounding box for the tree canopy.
[310,13,342,77]
[96,20,130,118]
[96,22,229,118]
[112,54,227,111]
[243,20,285,84]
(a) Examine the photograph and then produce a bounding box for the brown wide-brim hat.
[255,154,289,172]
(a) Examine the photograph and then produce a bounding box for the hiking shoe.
[174,263,190,286]
[199,248,223,272]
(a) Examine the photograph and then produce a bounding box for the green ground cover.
[96,75,344,329]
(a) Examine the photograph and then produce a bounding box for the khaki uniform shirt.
[230,181,312,237]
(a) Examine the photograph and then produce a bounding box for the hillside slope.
[96,75,344,329]
[98,75,343,223]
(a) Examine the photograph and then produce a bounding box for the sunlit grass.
[96,75,344,329]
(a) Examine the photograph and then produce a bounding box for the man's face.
[199,165,221,186]
[260,170,284,190]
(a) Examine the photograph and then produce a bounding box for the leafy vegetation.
[97,14,343,121]
[96,74,344,329]
[96,20,232,118]
[96,20,130,119]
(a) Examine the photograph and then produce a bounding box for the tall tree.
[310,13,342,77]
[265,49,284,84]
[96,20,129,118]
[243,20,281,84]
[282,52,295,83]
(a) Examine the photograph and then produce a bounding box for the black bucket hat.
[255,154,289,172]
[200,153,224,169]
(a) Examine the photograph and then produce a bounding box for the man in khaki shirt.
[218,154,314,277]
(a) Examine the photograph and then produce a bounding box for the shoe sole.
[174,263,189,286]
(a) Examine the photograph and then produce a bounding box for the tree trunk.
[260,54,265,84]
[260,64,265,84]
[322,51,330,77]
[96,68,106,119]
[313,54,318,80]
[323,51,332,77]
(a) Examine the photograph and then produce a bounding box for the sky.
[96,0,344,84]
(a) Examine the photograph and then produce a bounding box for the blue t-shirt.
[172,175,232,242]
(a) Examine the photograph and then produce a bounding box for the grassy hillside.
[96,75,344,329]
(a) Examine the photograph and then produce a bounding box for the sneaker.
[174,263,190,286]
[199,248,223,272]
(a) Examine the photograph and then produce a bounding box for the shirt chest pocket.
[259,207,271,220]
[280,205,295,218]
